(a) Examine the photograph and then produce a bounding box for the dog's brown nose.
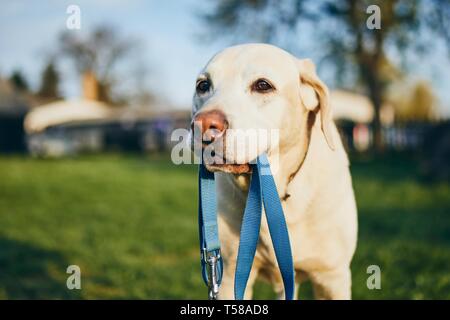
[192,110,228,142]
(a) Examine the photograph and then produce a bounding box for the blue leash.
[198,153,295,300]
[198,163,223,299]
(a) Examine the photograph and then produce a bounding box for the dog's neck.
[271,110,316,199]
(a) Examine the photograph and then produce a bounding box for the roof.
[330,90,374,124]
[23,99,191,134]
[24,99,114,133]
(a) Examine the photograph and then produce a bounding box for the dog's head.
[191,43,334,174]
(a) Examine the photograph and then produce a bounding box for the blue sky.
[1,0,449,116]
[0,0,225,108]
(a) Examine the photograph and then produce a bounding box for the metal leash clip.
[203,248,221,300]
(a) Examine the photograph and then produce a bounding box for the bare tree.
[58,25,137,104]
[319,0,423,151]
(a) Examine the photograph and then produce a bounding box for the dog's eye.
[196,80,211,94]
[252,79,275,93]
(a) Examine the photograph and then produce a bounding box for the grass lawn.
[0,153,449,299]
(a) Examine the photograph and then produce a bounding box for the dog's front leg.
[273,281,300,300]
[309,266,352,300]
[218,260,259,300]
[217,259,236,300]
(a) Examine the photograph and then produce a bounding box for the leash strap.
[233,160,263,299]
[198,164,223,299]
[199,153,295,300]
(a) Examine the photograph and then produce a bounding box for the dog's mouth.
[202,144,252,174]
[205,162,252,174]
[190,130,253,174]
[203,151,252,174]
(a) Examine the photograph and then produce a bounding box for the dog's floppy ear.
[297,58,335,150]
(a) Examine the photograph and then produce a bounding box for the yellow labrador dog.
[191,43,357,300]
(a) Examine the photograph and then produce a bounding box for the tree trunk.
[366,71,384,153]
[348,0,384,153]
[356,53,384,154]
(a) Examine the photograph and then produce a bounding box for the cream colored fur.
[192,43,358,300]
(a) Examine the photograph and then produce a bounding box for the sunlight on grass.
[0,153,449,299]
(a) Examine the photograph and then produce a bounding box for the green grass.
[0,153,449,299]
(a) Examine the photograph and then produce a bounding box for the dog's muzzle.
[191,110,251,174]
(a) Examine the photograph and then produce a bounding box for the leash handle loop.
[198,153,295,300]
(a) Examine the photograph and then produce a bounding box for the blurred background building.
[23,72,190,157]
